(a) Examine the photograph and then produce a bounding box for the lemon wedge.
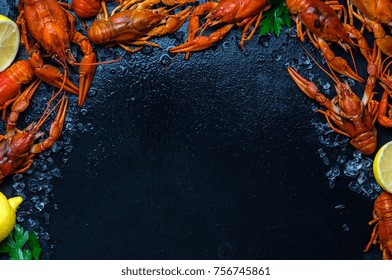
[0,14,20,72]
[373,141,392,193]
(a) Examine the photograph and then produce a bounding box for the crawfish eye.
[313,19,322,29]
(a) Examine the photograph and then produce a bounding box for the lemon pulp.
[373,141,392,194]
[0,14,20,72]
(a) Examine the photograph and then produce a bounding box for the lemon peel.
[373,141,392,194]
[0,14,20,72]
[0,192,23,242]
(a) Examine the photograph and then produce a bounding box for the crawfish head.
[40,22,72,65]
[19,0,74,66]
[6,123,43,157]
[335,82,377,155]
[207,0,267,25]
[335,82,362,118]
[0,123,43,184]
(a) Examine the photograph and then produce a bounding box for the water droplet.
[222,41,230,51]
[258,34,271,47]
[88,88,98,98]
[271,50,282,61]
[109,68,116,75]
[121,66,129,76]
[141,45,154,55]
[160,54,172,66]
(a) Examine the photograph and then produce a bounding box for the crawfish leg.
[170,24,235,55]
[377,90,392,128]
[15,12,32,51]
[31,96,68,154]
[6,79,42,133]
[147,7,193,37]
[316,37,364,83]
[237,9,265,49]
[29,50,79,95]
[343,24,372,63]
[364,222,379,252]
[287,66,349,137]
[172,1,218,60]
[366,19,392,57]
[118,36,160,53]
[72,32,97,107]
[287,67,339,113]
[362,43,381,106]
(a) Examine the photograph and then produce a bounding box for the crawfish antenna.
[299,42,341,85]
[71,57,123,66]
[381,55,392,77]
[35,81,65,130]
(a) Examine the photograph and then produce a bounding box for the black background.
[0,0,386,259]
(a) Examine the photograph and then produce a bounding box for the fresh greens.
[259,0,291,36]
[0,224,42,260]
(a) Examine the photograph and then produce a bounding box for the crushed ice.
[313,121,382,199]
[5,88,95,259]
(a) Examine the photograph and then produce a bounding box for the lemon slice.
[0,14,20,72]
[373,141,392,193]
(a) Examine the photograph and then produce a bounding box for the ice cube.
[326,165,340,180]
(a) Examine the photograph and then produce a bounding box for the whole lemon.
[0,192,23,242]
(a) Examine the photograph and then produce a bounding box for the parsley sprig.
[0,224,42,260]
[259,0,291,36]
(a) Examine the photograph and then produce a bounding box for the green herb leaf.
[28,231,42,260]
[0,224,42,260]
[259,1,291,36]
[0,241,9,253]
[13,224,29,249]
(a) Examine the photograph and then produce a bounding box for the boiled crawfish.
[285,0,372,83]
[377,57,392,127]
[87,0,194,53]
[72,0,121,19]
[0,60,35,119]
[287,45,381,155]
[17,0,96,107]
[348,0,392,56]
[0,80,68,184]
[170,0,270,59]
[364,191,392,260]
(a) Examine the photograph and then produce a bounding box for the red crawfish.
[364,191,392,260]
[285,0,372,82]
[170,0,270,59]
[375,56,392,128]
[0,60,35,119]
[17,0,97,107]
[87,0,194,53]
[287,45,381,155]
[0,80,68,184]
[348,0,392,56]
